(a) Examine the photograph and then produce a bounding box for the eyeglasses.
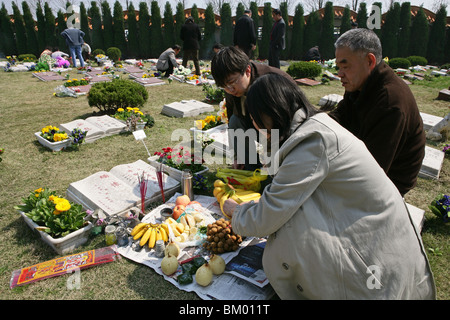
[223,75,242,91]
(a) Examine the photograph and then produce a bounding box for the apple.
[176,195,191,207]
[172,205,186,220]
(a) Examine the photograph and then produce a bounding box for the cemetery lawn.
[0,64,448,300]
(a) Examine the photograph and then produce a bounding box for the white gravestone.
[161,100,214,118]
[419,146,445,180]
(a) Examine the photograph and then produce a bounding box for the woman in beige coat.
[224,73,436,300]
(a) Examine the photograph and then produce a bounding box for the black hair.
[272,8,281,16]
[246,73,320,143]
[172,44,181,50]
[211,46,249,88]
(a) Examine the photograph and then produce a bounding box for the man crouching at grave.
[329,29,425,197]
[211,46,297,171]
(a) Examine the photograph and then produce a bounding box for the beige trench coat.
[231,111,436,299]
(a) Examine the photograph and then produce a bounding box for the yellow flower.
[53,133,68,142]
[34,188,44,193]
[126,107,133,111]
[133,107,140,111]
[117,108,124,112]
[195,120,205,130]
[53,210,61,215]
[49,195,57,201]
[55,198,71,212]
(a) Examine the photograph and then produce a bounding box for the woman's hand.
[223,198,239,218]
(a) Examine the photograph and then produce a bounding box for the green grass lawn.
[0,62,448,300]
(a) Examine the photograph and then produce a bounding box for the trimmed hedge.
[106,47,121,62]
[87,79,149,113]
[286,61,322,79]
[407,56,428,66]
[388,57,411,69]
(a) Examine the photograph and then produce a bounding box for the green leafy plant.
[202,83,225,102]
[64,77,90,87]
[40,125,68,142]
[153,146,206,173]
[87,79,149,113]
[407,55,428,66]
[286,61,322,79]
[14,188,88,238]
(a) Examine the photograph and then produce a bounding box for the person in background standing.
[268,8,285,68]
[180,16,202,76]
[233,9,257,58]
[60,27,85,68]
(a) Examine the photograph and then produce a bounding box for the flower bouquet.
[0,147,4,162]
[194,115,223,131]
[69,127,88,149]
[149,146,209,181]
[15,188,92,254]
[429,194,450,223]
[442,144,450,156]
[35,125,71,151]
[202,83,225,103]
[217,98,228,123]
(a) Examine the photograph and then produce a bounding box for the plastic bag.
[216,168,268,192]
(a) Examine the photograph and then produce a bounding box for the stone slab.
[437,89,450,101]
[33,72,65,81]
[67,84,92,96]
[123,65,145,73]
[406,203,425,233]
[318,94,343,108]
[420,112,443,131]
[87,75,112,83]
[419,146,445,180]
[161,100,214,118]
[133,77,166,87]
[295,78,321,86]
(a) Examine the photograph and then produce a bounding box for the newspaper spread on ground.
[116,193,274,300]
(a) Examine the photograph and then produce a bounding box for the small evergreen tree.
[427,5,447,64]
[191,4,199,25]
[319,1,335,60]
[174,2,184,46]
[138,2,151,58]
[235,3,245,23]
[303,10,320,58]
[260,2,272,60]
[127,2,140,58]
[250,1,259,58]
[202,3,216,58]
[409,6,429,57]
[290,4,304,60]
[163,1,175,49]
[150,1,163,57]
[356,2,368,29]
[381,2,400,59]
[280,2,289,59]
[340,5,352,36]
[220,2,233,46]
[397,2,411,58]
[101,1,114,50]
[44,3,57,49]
[22,1,38,56]
[56,10,68,52]
[12,2,27,54]
[90,1,104,51]
[113,1,127,58]
[444,27,450,63]
[0,3,16,55]
[36,2,46,53]
[80,2,91,45]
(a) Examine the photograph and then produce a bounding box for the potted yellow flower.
[35,125,71,152]
[15,188,92,254]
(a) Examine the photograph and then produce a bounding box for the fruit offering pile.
[203,218,242,253]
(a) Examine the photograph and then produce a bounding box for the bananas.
[213,179,261,218]
[130,222,169,249]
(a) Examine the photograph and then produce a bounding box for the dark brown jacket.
[225,61,296,129]
[329,61,425,196]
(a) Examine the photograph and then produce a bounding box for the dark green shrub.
[407,55,428,66]
[18,54,37,61]
[92,48,105,57]
[388,57,411,69]
[440,63,450,70]
[286,61,322,79]
[87,79,149,113]
[106,47,121,62]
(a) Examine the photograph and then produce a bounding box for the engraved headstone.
[419,146,445,180]
[420,112,443,131]
[133,77,165,87]
[161,100,214,118]
[295,78,321,86]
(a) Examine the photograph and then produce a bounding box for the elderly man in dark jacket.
[180,16,201,76]
[233,9,257,58]
[211,46,296,170]
[330,28,425,196]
